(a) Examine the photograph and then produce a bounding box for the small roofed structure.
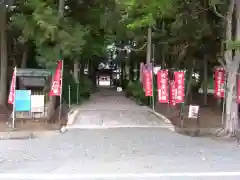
[17,68,51,89]
[12,68,52,124]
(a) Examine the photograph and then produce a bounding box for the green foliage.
[10,0,58,43]
[125,81,148,105]
[65,0,123,60]
[123,0,179,29]
[6,0,128,72]
[122,79,130,89]
[225,40,240,50]
[78,75,95,99]
[10,0,88,68]
[62,73,94,105]
[209,0,226,6]
[62,72,77,104]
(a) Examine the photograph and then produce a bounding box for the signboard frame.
[8,68,51,128]
[15,90,31,112]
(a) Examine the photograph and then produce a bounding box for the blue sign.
[15,90,31,112]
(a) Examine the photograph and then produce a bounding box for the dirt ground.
[155,94,224,134]
[0,120,60,132]
[0,105,66,132]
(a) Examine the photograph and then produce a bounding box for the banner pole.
[68,85,71,108]
[12,67,17,129]
[222,71,227,125]
[151,44,155,111]
[58,60,64,123]
[76,81,79,104]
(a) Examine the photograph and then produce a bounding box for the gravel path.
[68,87,172,129]
[0,128,239,179]
[0,88,239,179]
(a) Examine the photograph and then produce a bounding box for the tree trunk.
[224,0,240,135]
[120,62,124,87]
[90,59,97,86]
[19,45,28,89]
[185,60,195,104]
[225,71,238,134]
[129,54,134,81]
[0,6,7,105]
[202,0,208,106]
[162,46,166,69]
[73,60,79,83]
[224,0,234,67]
[47,68,57,120]
[80,61,85,80]
[146,27,152,65]
[161,21,166,68]
[47,0,65,122]
[133,63,137,80]
[125,63,129,80]
[58,0,65,18]
[21,45,28,68]
[203,56,208,105]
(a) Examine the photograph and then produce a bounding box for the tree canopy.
[1,0,240,133]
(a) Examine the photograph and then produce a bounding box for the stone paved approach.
[68,87,172,129]
[1,88,240,179]
[0,128,240,179]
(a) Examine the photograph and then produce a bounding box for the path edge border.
[66,108,79,128]
[60,108,79,132]
[149,109,175,132]
[151,110,171,124]
[149,110,224,135]
[0,130,60,140]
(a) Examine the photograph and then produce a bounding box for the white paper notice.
[188,105,199,119]
[31,95,45,112]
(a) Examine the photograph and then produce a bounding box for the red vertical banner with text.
[142,65,146,91]
[49,60,63,96]
[169,80,176,106]
[237,75,240,103]
[174,71,185,103]
[214,67,225,98]
[8,67,17,104]
[144,70,153,96]
[157,70,169,103]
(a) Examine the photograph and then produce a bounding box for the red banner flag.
[49,60,63,96]
[214,67,225,98]
[142,65,146,91]
[169,80,176,106]
[174,71,185,103]
[237,78,240,103]
[8,67,17,104]
[144,70,153,96]
[157,70,169,103]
